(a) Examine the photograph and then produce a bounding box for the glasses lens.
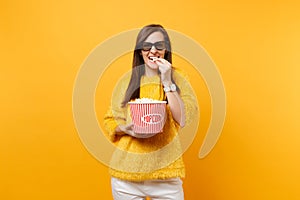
[142,41,166,51]
[154,41,165,50]
[142,42,152,51]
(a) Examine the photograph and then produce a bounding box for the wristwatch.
[163,83,176,93]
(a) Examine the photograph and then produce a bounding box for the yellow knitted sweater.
[103,69,197,181]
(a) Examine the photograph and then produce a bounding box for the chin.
[146,62,159,70]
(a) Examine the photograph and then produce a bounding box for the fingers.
[154,58,170,66]
[133,132,157,139]
[119,124,157,138]
[155,58,171,72]
[118,123,134,135]
[125,123,134,130]
[154,58,172,84]
[125,124,134,136]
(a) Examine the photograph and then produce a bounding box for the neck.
[144,65,159,77]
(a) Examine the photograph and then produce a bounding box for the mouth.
[149,56,160,62]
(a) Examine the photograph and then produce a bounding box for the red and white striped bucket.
[128,101,167,134]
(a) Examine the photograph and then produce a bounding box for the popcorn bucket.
[128,101,167,134]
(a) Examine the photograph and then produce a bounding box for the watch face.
[170,84,176,91]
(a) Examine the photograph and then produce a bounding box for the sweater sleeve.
[173,69,199,126]
[103,77,129,142]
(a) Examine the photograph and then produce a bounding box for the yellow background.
[1,0,300,199]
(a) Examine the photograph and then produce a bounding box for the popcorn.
[149,56,159,61]
[132,98,166,103]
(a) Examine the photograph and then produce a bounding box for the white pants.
[111,177,184,200]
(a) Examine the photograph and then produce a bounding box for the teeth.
[149,56,158,61]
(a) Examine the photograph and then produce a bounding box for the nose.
[150,45,158,53]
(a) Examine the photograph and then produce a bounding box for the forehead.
[144,31,164,43]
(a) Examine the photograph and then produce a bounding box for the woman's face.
[141,31,166,72]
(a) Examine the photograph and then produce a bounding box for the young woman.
[104,24,198,200]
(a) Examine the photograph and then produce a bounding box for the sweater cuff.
[108,122,127,142]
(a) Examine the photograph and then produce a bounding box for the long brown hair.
[122,24,177,107]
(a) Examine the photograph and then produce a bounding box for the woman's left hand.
[154,58,172,86]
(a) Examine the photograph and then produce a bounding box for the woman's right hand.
[116,123,135,136]
[116,124,157,138]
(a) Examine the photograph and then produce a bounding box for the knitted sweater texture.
[103,69,197,181]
